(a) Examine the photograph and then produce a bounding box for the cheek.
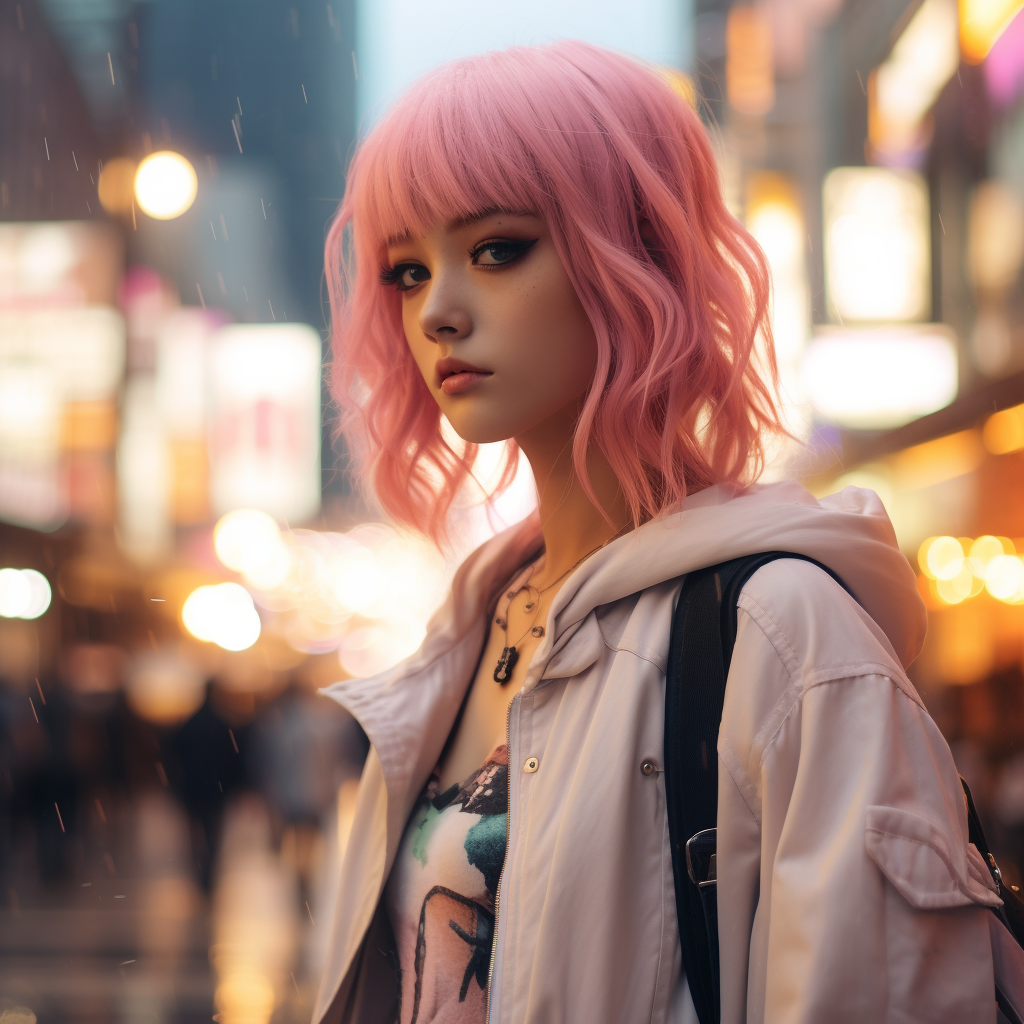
[519,277,596,395]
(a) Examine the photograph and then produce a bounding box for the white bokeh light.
[802,326,957,429]
[214,509,291,590]
[182,583,262,651]
[0,568,51,619]
[0,569,31,618]
[19,570,52,619]
[134,151,198,220]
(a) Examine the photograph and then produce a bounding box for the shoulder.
[736,556,911,689]
[720,557,933,813]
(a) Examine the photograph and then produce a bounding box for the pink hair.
[325,39,784,547]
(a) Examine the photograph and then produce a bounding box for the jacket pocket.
[865,804,1002,910]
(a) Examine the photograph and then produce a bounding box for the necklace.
[492,525,631,684]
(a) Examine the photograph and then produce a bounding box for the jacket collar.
[319,509,545,835]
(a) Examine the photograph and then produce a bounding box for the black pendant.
[493,645,519,684]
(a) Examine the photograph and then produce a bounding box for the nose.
[417,273,472,342]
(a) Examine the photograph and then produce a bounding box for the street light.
[134,151,198,220]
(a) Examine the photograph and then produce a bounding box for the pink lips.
[435,356,492,395]
[441,371,490,395]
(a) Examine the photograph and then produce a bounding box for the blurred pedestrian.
[169,682,248,891]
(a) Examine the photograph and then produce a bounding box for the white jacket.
[313,480,1003,1024]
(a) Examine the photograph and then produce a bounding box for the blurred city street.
[2,0,1024,1021]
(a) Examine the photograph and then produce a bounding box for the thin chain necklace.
[492,525,631,685]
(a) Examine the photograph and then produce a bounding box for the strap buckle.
[686,828,718,886]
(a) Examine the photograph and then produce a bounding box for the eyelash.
[379,238,538,292]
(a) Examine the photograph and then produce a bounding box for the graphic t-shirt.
[385,743,509,1024]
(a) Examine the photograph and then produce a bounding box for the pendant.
[493,644,519,684]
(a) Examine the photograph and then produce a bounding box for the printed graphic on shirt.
[387,744,509,1024]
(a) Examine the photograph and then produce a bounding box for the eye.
[380,262,430,292]
[470,238,538,267]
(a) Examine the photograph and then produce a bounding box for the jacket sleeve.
[718,565,1001,1024]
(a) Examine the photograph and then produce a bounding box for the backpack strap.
[664,552,849,1024]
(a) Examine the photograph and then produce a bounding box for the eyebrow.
[385,207,537,249]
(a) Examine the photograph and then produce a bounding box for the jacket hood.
[406,479,927,677]
[545,479,926,669]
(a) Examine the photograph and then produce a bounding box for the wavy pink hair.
[325,39,784,547]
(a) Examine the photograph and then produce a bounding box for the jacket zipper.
[485,693,516,1024]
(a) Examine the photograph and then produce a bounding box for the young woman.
[315,40,1001,1024]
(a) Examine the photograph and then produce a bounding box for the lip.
[434,356,492,390]
[441,371,490,396]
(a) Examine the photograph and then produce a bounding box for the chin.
[442,409,520,446]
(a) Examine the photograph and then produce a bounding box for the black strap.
[963,777,1024,966]
[664,552,848,1024]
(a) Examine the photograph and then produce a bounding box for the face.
[382,210,597,446]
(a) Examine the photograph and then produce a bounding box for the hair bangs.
[352,71,548,265]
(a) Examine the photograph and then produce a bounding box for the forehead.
[385,207,537,248]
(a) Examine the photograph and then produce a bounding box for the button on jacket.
[313,481,1002,1024]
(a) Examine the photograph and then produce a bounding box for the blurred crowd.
[1,666,365,1022]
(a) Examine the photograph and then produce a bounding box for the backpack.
[664,552,1024,1024]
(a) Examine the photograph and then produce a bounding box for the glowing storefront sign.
[823,167,931,324]
[0,222,122,307]
[0,222,124,530]
[117,377,172,562]
[802,324,957,429]
[208,324,321,524]
[868,0,959,161]
[157,308,226,524]
[0,307,125,529]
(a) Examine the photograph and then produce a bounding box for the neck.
[515,401,633,590]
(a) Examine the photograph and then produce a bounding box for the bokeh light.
[983,403,1024,454]
[210,520,449,671]
[214,509,291,590]
[984,555,1024,603]
[920,536,965,580]
[935,565,979,604]
[0,568,52,619]
[134,151,198,220]
[967,535,1012,578]
[97,157,137,215]
[125,652,207,726]
[182,582,261,651]
[213,971,276,1024]
[919,536,1024,605]
[329,546,386,615]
